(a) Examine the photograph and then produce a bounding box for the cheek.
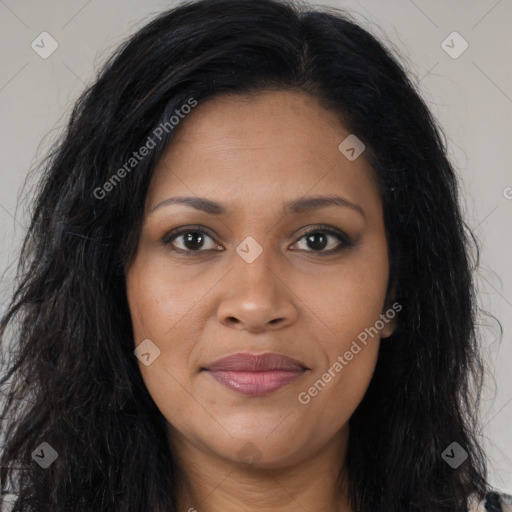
[126,245,216,350]
[126,253,198,331]
[295,248,389,343]
[293,247,388,424]
[299,339,380,423]
[125,257,201,408]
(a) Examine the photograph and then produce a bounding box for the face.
[125,90,395,470]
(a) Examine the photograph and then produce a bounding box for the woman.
[0,0,510,510]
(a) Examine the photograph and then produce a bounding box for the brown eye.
[162,224,352,256]
[163,227,222,253]
[292,226,352,254]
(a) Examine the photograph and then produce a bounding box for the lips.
[203,352,308,396]
[206,352,306,372]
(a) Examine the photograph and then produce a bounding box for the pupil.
[307,233,327,250]
[184,232,203,250]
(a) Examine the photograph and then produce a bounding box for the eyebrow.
[149,194,365,218]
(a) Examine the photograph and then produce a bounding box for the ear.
[380,281,400,339]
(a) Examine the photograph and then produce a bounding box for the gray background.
[1,0,511,495]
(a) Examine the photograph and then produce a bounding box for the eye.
[162,226,221,254]
[162,224,352,255]
[291,225,352,254]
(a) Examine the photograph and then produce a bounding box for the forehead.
[146,90,381,218]
[163,90,346,157]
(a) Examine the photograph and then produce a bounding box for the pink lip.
[203,352,307,396]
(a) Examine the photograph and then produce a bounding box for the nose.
[216,253,298,333]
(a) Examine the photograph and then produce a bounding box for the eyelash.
[161,224,353,256]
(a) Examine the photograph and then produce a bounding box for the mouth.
[202,352,308,396]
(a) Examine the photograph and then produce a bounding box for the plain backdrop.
[1,0,511,495]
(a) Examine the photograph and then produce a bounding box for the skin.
[125,90,396,512]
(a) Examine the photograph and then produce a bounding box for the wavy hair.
[0,0,489,510]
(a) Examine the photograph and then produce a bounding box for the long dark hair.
[0,0,489,510]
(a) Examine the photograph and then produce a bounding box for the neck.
[169,426,353,512]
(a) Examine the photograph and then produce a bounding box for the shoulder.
[470,491,512,512]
